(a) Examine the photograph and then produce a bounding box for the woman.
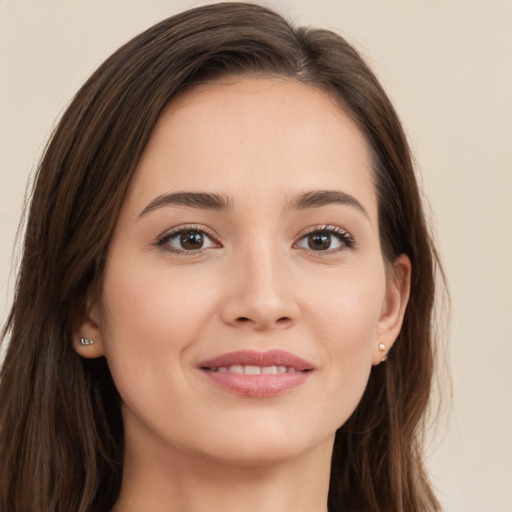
[0,3,444,511]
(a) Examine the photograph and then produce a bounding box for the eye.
[295,226,354,252]
[156,226,219,254]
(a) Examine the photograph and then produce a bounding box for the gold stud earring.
[77,337,94,346]
[379,343,388,362]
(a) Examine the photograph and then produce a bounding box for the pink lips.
[198,350,314,398]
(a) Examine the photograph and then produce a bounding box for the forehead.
[125,77,377,222]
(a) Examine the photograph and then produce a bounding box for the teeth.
[211,365,298,374]
[244,365,261,375]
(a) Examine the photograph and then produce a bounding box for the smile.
[198,350,314,397]
[208,365,300,374]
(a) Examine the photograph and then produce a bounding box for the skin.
[76,78,410,512]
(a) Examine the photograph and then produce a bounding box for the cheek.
[96,256,223,438]
[100,257,213,348]
[96,256,217,402]
[304,262,386,409]
[308,262,386,348]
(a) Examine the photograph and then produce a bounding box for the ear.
[72,299,106,359]
[373,254,411,365]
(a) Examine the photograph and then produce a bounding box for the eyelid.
[155,224,222,254]
[154,223,355,256]
[293,224,356,252]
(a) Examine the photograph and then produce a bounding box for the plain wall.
[1,1,511,510]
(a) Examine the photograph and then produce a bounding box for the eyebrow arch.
[289,189,369,218]
[138,192,232,218]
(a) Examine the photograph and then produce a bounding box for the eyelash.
[294,225,355,254]
[155,224,355,255]
[155,224,220,255]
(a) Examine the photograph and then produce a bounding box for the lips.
[198,350,314,397]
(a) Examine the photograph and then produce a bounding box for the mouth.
[206,364,304,375]
[197,350,314,397]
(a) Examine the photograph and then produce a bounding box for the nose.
[219,245,299,331]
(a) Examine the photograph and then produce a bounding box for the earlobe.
[373,254,411,365]
[72,301,106,359]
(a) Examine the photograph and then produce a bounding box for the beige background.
[1,1,511,510]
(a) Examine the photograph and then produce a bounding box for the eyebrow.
[138,192,233,218]
[138,189,368,218]
[289,190,369,218]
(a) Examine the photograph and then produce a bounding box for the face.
[78,78,409,467]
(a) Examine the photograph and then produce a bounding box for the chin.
[185,421,336,468]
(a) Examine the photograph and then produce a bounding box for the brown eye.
[295,227,354,253]
[307,233,331,250]
[180,231,205,250]
[157,227,218,253]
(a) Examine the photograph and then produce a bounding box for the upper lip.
[198,350,314,371]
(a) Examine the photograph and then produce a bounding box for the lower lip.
[201,370,311,397]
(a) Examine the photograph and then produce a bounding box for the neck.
[111,416,333,512]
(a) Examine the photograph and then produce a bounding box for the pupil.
[180,231,203,250]
[308,233,331,250]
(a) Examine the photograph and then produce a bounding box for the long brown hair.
[0,3,444,511]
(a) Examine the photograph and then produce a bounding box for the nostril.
[235,316,291,326]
